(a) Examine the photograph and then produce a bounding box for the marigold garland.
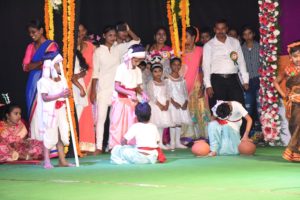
[44,0,50,39]
[62,0,82,156]
[171,0,180,56]
[166,0,176,55]
[48,0,54,40]
[166,0,190,57]
[180,0,187,55]
[186,0,190,27]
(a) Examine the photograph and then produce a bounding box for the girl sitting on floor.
[0,102,43,162]
[208,101,252,156]
[111,102,166,164]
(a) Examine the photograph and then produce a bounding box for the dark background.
[0,0,259,120]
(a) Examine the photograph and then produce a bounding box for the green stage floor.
[0,147,299,200]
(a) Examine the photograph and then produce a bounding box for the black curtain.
[0,0,259,120]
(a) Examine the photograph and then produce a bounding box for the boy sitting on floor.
[110,102,166,164]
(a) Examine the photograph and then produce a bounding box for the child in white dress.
[167,57,192,149]
[147,63,173,150]
[37,53,74,169]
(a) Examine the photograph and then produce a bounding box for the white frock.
[166,75,192,125]
[147,80,174,128]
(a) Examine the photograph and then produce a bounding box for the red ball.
[238,141,256,155]
[191,140,210,156]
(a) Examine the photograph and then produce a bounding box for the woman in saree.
[73,24,96,154]
[22,19,58,140]
[181,26,211,140]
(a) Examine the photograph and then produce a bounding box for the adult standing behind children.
[73,24,96,154]
[22,19,59,140]
[241,26,261,136]
[203,19,249,109]
[90,26,121,155]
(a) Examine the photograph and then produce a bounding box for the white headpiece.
[123,47,146,62]
[42,54,64,78]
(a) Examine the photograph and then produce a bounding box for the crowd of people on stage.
[1,18,300,166]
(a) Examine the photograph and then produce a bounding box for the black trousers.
[208,74,245,109]
[102,106,111,151]
[208,74,246,136]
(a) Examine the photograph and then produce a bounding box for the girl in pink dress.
[0,104,43,162]
[109,44,148,149]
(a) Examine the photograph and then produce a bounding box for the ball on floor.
[238,141,256,155]
[191,140,210,156]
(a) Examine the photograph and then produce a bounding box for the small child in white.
[208,100,252,156]
[37,53,74,169]
[147,63,174,150]
[167,57,192,149]
[110,102,166,164]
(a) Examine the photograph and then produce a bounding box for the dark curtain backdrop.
[0,0,259,120]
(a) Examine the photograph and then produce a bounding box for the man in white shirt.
[203,19,249,109]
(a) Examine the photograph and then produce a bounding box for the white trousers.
[96,99,110,150]
[43,106,70,149]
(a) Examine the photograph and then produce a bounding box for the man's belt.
[211,73,237,79]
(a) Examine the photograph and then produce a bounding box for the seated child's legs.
[208,121,222,155]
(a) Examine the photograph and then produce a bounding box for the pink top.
[22,43,36,72]
[182,46,203,95]
[22,42,58,72]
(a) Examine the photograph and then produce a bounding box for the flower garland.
[166,0,190,57]
[44,0,54,40]
[171,0,180,56]
[180,0,187,55]
[62,0,82,156]
[166,0,176,55]
[51,0,62,10]
[48,0,54,40]
[258,0,281,144]
[185,0,190,27]
[44,0,49,39]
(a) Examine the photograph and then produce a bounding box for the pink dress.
[78,41,96,152]
[109,63,143,149]
[0,121,43,162]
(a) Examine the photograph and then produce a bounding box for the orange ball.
[238,141,256,155]
[191,140,210,156]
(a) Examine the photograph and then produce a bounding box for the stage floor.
[0,147,299,200]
